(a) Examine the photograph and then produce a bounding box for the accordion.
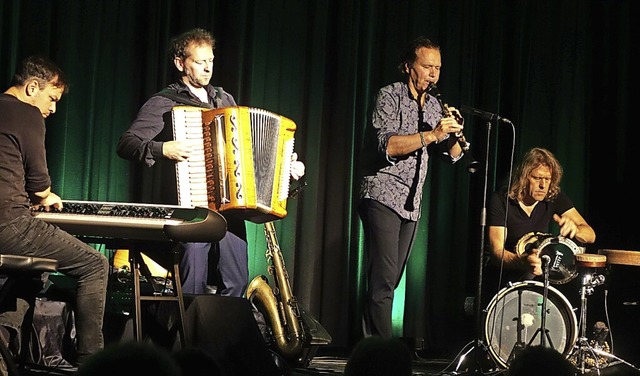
[171,105,296,223]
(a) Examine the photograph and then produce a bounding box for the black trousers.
[358,199,418,338]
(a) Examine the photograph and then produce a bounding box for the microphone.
[460,105,511,124]
[541,254,552,276]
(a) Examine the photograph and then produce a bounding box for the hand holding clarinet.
[428,83,480,173]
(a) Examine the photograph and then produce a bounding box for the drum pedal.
[569,321,613,370]
[591,321,609,343]
[587,321,611,366]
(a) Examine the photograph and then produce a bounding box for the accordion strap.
[154,87,224,109]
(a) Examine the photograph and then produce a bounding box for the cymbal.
[598,249,640,266]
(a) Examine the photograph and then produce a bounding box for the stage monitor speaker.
[182,294,282,376]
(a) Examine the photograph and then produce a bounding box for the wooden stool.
[126,245,188,348]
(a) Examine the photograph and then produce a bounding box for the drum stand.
[569,269,640,375]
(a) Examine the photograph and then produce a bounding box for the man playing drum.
[482,147,597,367]
[486,147,596,287]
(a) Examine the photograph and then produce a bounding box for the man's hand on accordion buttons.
[290,152,305,180]
[163,140,191,161]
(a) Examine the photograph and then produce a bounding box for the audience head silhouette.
[75,340,182,376]
[344,336,412,376]
[508,345,575,376]
[173,346,221,376]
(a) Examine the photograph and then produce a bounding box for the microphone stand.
[453,107,515,374]
[527,257,554,349]
[472,120,493,372]
[507,289,527,364]
[455,120,494,375]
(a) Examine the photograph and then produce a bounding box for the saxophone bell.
[246,221,332,366]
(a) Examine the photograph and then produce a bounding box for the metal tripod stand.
[568,268,640,375]
[451,120,499,375]
[523,256,555,350]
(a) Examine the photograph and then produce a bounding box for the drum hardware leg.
[573,343,640,375]
[573,272,596,374]
[567,271,640,374]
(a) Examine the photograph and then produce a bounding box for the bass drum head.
[484,281,577,368]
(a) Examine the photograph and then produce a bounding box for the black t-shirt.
[482,188,577,304]
[0,94,51,223]
[487,189,574,252]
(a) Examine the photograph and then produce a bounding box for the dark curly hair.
[168,28,216,61]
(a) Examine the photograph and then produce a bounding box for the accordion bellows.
[172,105,296,223]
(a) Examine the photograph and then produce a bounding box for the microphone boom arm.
[460,105,512,124]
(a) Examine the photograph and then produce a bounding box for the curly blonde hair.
[508,147,563,202]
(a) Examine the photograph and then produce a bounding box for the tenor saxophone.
[246,221,306,358]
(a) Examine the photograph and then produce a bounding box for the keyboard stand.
[129,244,187,348]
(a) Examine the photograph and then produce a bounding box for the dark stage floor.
[12,341,640,376]
[17,273,640,376]
[291,348,640,376]
[293,355,453,375]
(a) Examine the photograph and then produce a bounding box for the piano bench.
[0,254,59,376]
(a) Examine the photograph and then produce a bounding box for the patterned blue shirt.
[359,81,448,221]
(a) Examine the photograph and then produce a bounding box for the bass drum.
[484,281,578,368]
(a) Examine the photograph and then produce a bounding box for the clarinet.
[427,84,480,173]
[427,83,471,152]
